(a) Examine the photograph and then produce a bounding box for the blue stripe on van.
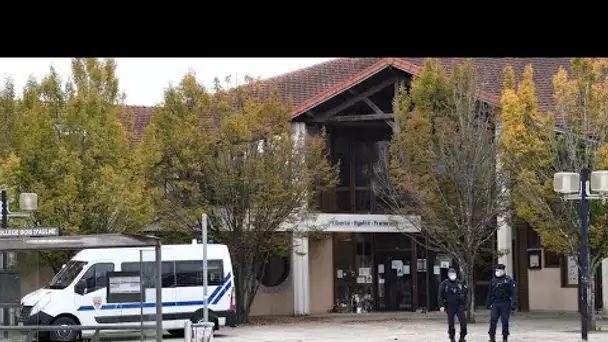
[77,273,231,311]
[212,281,232,305]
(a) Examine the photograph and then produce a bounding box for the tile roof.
[123,58,573,138]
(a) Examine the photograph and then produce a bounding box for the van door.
[119,250,175,325]
[73,261,117,326]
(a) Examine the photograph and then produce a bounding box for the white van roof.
[72,243,230,262]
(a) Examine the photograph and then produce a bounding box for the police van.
[19,241,236,341]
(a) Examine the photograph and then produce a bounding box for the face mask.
[495,270,504,277]
[448,273,456,280]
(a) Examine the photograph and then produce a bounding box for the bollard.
[192,322,215,342]
[184,320,193,342]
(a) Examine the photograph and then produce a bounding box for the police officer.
[438,268,468,342]
[486,264,517,342]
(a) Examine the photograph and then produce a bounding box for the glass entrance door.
[375,253,413,311]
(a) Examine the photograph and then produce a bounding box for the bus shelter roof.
[0,233,160,251]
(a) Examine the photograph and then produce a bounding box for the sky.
[0,58,335,106]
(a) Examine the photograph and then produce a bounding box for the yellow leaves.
[502,66,515,92]
[143,72,336,244]
[503,58,608,259]
[0,153,21,186]
[596,143,608,169]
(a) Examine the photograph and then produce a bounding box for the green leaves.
[0,58,154,269]
[139,73,337,321]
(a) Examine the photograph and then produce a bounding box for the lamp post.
[1,189,37,337]
[553,169,608,341]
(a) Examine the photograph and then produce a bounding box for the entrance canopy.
[0,233,159,251]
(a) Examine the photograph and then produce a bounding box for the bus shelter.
[0,233,163,342]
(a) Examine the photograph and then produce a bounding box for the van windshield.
[47,261,88,289]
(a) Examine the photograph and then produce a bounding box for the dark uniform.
[438,269,468,342]
[486,264,517,342]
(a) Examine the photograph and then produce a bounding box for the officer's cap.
[496,264,506,270]
[448,268,456,273]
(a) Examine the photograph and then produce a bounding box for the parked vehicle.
[19,241,236,341]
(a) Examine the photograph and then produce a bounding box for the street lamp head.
[19,193,38,212]
[590,170,608,193]
[553,172,580,194]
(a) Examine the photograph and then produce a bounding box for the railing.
[0,324,158,342]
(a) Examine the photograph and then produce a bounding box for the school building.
[219,58,606,316]
[17,58,607,316]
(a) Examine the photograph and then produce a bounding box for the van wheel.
[50,316,79,342]
[191,311,219,331]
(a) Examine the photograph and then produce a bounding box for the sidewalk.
[249,310,608,326]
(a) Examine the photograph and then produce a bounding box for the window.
[47,261,87,290]
[337,153,351,186]
[121,260,224,288]
[121,261,176,288]
[175,260,224,287]
[526,226,541,249]
[335,190,352,213]
[80,263,115,293]
[257,255,290,288]
[355,190,371,212]
[544,250,562,268]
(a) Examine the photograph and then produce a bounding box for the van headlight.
[30,296,51,316]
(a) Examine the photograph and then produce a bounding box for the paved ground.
[207,317,604,342]
[2,312,606,342]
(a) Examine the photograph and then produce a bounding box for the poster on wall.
[378,264,384,274]
[391,260,403,270]
[433,266,440,275]
[566,256,579,286]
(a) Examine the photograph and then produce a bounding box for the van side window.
[80,263,115,293]
[175,260,224,287]
[121,262,176,288]
[121,260,224,288]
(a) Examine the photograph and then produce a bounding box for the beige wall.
[309,235,333,314]
[528,268,578,311]
[250,235,334,316]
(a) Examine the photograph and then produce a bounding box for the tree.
[0,58,154,271]
[139,72,337,323]
[500,58,608,331]
[375,60,509,323]
[0,77,16,158]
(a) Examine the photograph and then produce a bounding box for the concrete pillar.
[603,258,608,314]
[292,234,310,315]
[291,121,310,315]
[495,122,514,276]
[497,219,513,276]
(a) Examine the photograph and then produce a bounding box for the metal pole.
[202,213,209,323]
[580,168,590,341]
[2,190,9,339]
[1,190,7,229]
[154,242,163,342]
